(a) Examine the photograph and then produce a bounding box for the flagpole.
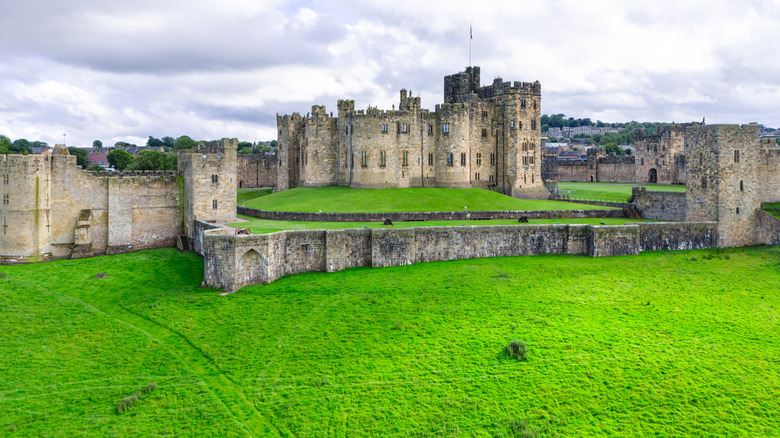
[469,25,472,67]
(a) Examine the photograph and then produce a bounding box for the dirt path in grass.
[54,290,285,438]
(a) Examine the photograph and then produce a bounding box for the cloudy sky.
[1,0,779,147]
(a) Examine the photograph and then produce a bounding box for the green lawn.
[558,182,686,202]
[229,215,656,234]
[2,247,778,436]
[763,203,780,219]
[243,186,613,213]
[237,188,273,206]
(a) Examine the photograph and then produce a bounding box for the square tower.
[179,138,237,241]
[685,124,761,247]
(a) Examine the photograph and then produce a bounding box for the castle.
[276,67,548,199]
[0,139,237,263]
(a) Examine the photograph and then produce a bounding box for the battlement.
[311,105,329,118]
[434,102,470,115]
[476,78,541,99]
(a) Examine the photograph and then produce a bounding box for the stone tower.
[179,138,237,242]
[684,124,761,247]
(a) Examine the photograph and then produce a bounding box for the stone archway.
[649,168,658,183]
[239,180,243,188]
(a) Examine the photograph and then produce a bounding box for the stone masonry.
[277,66,547,199]
[237,152,277,189]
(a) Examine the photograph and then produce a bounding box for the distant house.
[88,153,109,166]
[33,147,53,156]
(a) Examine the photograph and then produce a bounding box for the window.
[521,100,526,109]
[446,153,454,167]
[428,153,434,166]
[475,173,480,181]
[476,153,482,166]
[428,124,433,135]
[2,174,7,184]
[510,120,515,129]
[734,150,740,163]
[641,158,644,165]
[212,199,218,210]
[533,100,537,110]
[522,156,535,165]
[531,119,537,130]
[361,151,368,168]
[402,151,409,167]
[381,124,388,134]
[351,153,354,168]
[461,152,466,166]
[379,151,387,167]
[400,123,409,134]
[736,207,740,214]
[442,124,450,135]
[481,128,487,138]
[211,174,218,183]
[490,153,496,166]
[740,180,744,192]
[701,176,707,191]
[3,194,8,205]
[481,110,488,118]
[518,121,522,130]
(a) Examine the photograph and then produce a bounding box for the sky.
[1,0,779,147]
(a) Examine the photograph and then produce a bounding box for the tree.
[173,135,198,150]
[107,149,134,170]
[93,140,103,148]
[147,136,164,147]
[67,147,89,168]
[10,138,32,155]
[131,150,176,170]
[161,136,176,149]
[0,135,10,154]
[115,141,137,148]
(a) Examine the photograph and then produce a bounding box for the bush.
[505,339,529,361]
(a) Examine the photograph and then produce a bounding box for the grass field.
[1,247,778,436]
[764,202,780,219]
[230,215,656,234]
[243,187,613,213]
[558,182,686,203]
[237,188,273,206]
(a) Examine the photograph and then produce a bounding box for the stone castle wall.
[759,142,780,203]
[237,153,277,188]
[200,221,718,292]
[634,124,693,184]
[631,187,686,221]
[756,210,780,246]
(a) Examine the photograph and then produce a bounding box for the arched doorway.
[649,168,658,183]
[239,180,243,188]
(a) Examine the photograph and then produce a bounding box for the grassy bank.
[763,202,780,219]
[237,188,273,206]
[558,182,685,202]
[1,247,778,436]
[243,186,613,213]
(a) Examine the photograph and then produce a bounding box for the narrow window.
[482,128,487,138]
[351,153,354,168]
[510,120,516,129]
[701,176,707,191]
[361,151,368,168]
[2,174,7,184]
[379,151,386,167]
[490,153,496,166]
[428,124,433,135]
[734,150,740,163]
[447,153,454,167]
[700,153,703,165]
[402,151,409,167]
[461,152,466,166]
[442,124,450,135]
[518,121,523,130]
[481,110,488,118]
[641,158,644,165]
[736,207,740,214]
[212,174,218,183]
[381,124,388,134]
[475,173,480,181]
[521,100,526,109]
[740,180,744,192]
[533,100,537,109]
[428,153,434,166]
[531,119,537,130]
[476,153,482,166]
[400,123,408,134]
[212,199,218,210]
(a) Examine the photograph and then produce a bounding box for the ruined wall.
[759,143,780,203]
[631,187,686,221]
[557,161,590,182]
[634,124,692,184]
[597,155,636,183]
[202,222,719,292]
[237,153,277,189]
[755,209,780,246]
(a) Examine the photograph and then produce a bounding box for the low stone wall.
[756,209,780,245]
[193,220,224,256]
[237,206,626,222]
[631,187,686,221]
[201,221,719,292]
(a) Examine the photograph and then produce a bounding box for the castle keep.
[0,139,237,263]
[277,67,547,199]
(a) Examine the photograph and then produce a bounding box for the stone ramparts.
[756,209,780,246]
[199,221,718,293]
[631,187,686,221]
[236,206,625,223]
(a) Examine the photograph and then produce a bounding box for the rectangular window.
[361,151,368,168]
[510,120,516,129]
[212,199,218,210]
[2,174,7,184]
[381,124,388,134]
[442,124,450,135]
[428,153,434,166]
[461,152,466,166]
[3,194,8,205]
[428,124,433,135]
[521,100,526,109]
[476,153,482,166]
[402,151,409,167]
[446,153,454,167]
[481,110,488,118]
[531,119,537,130]
[400,123,409,134]
[481,128,487,138]
[734,150,740,163]
[490,153,496,166]
[379,151,387,167]
[211,174,218,183]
